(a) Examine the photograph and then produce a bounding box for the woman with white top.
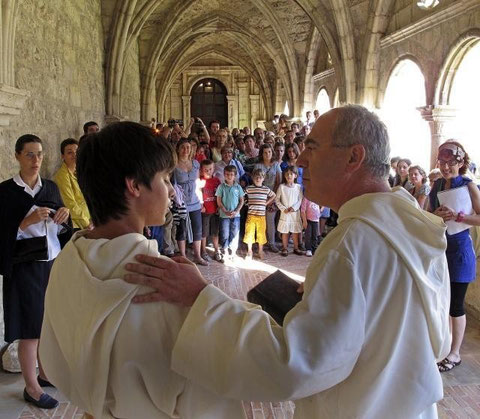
[0,134,70,409]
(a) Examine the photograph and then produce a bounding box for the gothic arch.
[147,17,283,122]
[358,0,396,107]
[435,29,480,106]
[294,0,348,104]
[377,55,427,108]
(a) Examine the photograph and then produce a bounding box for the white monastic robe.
[171,187,451,418]
[40,232,245,419]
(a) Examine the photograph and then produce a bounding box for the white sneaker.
[305,250,313,257]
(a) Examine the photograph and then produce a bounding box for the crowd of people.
[0,107,478,415]
[147,113,332,264]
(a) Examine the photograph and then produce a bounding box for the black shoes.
[37,376,55,387]
[23,388,59,409]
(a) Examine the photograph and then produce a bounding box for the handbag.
[13,221,48,264]
[247,269,303,325]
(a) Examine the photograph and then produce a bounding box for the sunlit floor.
[1,244,479,419]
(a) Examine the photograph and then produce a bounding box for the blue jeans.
[219,217,241,255]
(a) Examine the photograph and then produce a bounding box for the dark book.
[247,269,303,325]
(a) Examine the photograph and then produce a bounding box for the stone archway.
[190,78,228,129]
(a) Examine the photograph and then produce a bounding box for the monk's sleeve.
[171,249,366,401]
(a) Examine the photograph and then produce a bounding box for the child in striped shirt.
[243,168,276,260]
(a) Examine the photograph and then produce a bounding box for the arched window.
[315,88,330,116]
[381,59,430,169]
[283,101,290,116]
[447,40,480,163]
[191,78,228,128]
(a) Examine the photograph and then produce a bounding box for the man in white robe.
[125,106,451,418]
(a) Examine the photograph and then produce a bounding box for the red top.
[201,176,221,214]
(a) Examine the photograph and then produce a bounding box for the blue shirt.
[215,182,245,218]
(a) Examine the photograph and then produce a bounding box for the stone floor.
[0,246,479,418]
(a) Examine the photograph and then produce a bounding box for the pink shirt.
[301,197,321,221]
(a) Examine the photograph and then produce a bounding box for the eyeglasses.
[23,151,44,160]
[437,159,459,167]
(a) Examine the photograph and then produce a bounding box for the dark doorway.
[191,78,228,128]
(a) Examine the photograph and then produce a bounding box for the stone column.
[249,94,260,128]
[237,81,249,128]
[418,105,458,170]
[182,95,191,125]
[0,1,29,126]
[226,95,238,129]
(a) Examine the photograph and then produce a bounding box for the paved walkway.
[0,248,479,418]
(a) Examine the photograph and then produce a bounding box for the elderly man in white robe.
[125,105,451,419]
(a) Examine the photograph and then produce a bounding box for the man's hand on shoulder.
[124,255,208,306]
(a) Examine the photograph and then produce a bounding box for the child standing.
[244,168,276,260]
[199,159,222,262]
[276,166,304,256]
[300,197,321,257]
[216,165,245,260]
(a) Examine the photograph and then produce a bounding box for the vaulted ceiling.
[100,0,453,121]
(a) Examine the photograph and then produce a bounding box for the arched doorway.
[191,78,228,128]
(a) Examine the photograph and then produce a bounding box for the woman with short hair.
[0,134,70,409]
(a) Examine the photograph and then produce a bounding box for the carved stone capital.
[417,105,458,122]
[0,84,30,126]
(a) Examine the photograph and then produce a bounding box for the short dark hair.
[209,120,220,128]
[77,121,176,226]
[15,134,42,153]
[224,164,237,175]
[60,138,79,155]
[83,121,99,134]
[200,159,214,168]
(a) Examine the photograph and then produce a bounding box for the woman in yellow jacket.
[54,138,91,230]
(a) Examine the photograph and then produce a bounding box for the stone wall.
[0,0,106,345]
[0,0,106,182]
[120,39,141,122]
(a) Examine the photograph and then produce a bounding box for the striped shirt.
[246,185,275,216]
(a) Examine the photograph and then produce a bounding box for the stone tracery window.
[380,59,430,169]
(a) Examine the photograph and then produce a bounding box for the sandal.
[194,258,209,266]
[438,358,462,373]
[280,248,288,257]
